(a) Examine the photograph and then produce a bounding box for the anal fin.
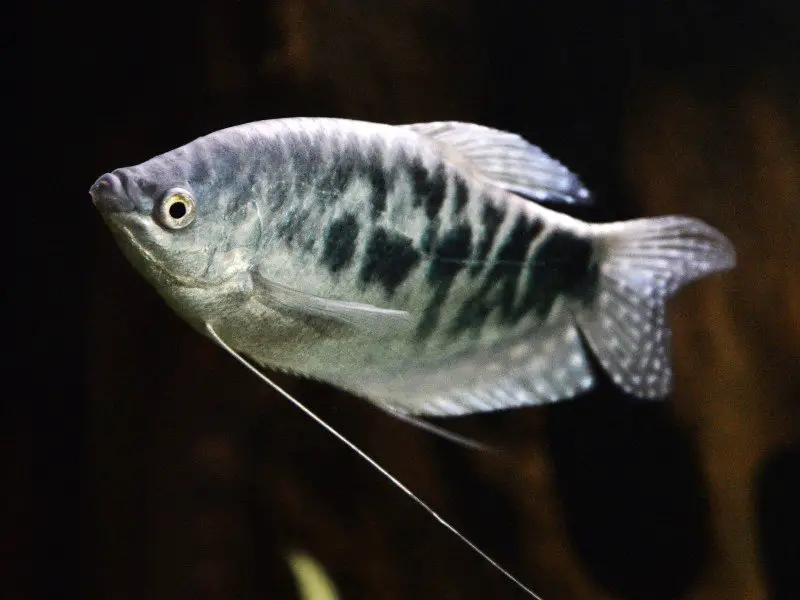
[373,320,594,417]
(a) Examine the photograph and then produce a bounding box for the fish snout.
[90,173,134,213]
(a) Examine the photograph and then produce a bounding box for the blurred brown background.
[8,1,800,599]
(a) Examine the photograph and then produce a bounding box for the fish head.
[90,140,264,291]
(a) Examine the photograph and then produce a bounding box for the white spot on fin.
[576,216,736,399]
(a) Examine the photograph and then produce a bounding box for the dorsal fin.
[400,121,592,205]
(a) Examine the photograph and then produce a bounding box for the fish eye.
[158,188,196,230]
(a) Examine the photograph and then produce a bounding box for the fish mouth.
[90,173,135,213]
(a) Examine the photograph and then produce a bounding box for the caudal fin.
[576,216,736,399]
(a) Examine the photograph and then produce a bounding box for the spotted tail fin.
[575,216,736,399]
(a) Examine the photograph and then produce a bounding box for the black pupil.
[169,200,187,219]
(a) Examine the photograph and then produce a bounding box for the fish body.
[91,118,736,416]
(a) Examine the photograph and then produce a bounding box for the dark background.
[9,1,800,599]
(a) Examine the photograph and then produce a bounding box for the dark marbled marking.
[409,156,448,220]
[450,212,543,336]
[320,213,359,273]
[275,207,312,247]
[426,223,473,284]
[469,201,505,277]
[420,218,439,254]
[522,229,598,319]
[409,155,426,210]
[365,145,388,220]
[452,175,469,216]
[359,227,421,296]
[450,299,494,339]
[317,157,356,199]
[286,133,321,191]
[494,214,544,321]
[416,223,473,341]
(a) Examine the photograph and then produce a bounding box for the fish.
[90,117,736,598]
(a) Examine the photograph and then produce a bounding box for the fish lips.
[90,173,135,214]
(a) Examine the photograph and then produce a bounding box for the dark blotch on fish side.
[409,157,448,220]
[451,300,494,339]
[266,173,292,212]
[490,213,544,322]
[420,218,440,254]
[523,229,598,319]
[452,212,543,336]
[492,214,543,309]
[286,131,324,199]
[359,227,421,297]
[417,223,473,341]
[366,145,388,220]
[318,157,356,200]
[409,156,426,209]
[452,175,469,215]
[276,207,312,247]
[321,213,359,273]
[427,224,473,285]
[469,201,505,277]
